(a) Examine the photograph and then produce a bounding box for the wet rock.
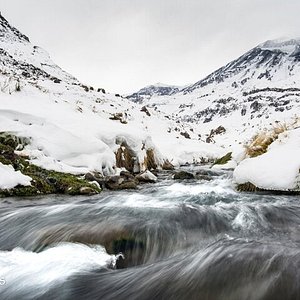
[120,170,135,180]
[151,169,159,177]
[117,181,137,190]
[84,172,104,182]
[173,171,195,180]
[135,170,157,183]
[104,175,137,190]
[79,187,98,195]
[84,172,105,188]
[196,175,213,181]
[195,169,220,177]
[111,237,145,269]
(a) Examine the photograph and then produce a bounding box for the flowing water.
[0,167,300,299]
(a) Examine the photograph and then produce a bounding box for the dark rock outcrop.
[173,171,195,180]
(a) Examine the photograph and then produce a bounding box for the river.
[0,167,299,299]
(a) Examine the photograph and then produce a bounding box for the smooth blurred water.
[0,168,299,299]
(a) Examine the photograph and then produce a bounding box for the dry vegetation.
[245,123,288,158]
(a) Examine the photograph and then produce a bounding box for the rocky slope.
[136,38,300,147]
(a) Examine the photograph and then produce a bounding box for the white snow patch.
[233,128,300,190]
[0,162,32,189]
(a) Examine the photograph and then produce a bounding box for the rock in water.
[135,170,157,183]
[173,171,195,180]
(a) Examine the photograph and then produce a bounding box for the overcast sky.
[1,0,300,93]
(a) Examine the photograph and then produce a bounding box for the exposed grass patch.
[0,133,101,197]
[212,152,232,166]
[237,182,300,195]
[236,182,259,192]
[244,123,288,158]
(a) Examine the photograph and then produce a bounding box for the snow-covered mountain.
[140,38,300,146]
[0,13,78,85]
[0,12,222,177]
[126,83,182,103]
[183,38,300,93]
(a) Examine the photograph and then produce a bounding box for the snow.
[259,38,300,54]
[0,12,227,176]
[1,12,300,191]
[0,163,32,189]
[0,242,118,296]
[0,87,223,175]
[140,38,300,150]
[137,170,157,182]
[233,128,300,191]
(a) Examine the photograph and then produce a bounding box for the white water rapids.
[0,168,299,299]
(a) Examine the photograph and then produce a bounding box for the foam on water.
[0,172,299,299]
[0,242,118,297]
[165,178,236,197]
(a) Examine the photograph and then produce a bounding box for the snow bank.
[233,128,300,190]
[0,89,222,176]
[0,163,32,189]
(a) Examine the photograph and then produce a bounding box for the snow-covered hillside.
[138,38,300,147]
[0,12,223,182]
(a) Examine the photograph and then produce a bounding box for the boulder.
[135,170,157,183]
[84,172,105,188]
[173,171,195,180]
[104,175,137,190]
[120,170,135,180]
[79,186,98,195]
[115,144,136,173]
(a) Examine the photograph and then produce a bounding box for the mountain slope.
[183,38,300,93]
[0,13,77,85]
[141,38,300,146]
[0,13,222,177]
